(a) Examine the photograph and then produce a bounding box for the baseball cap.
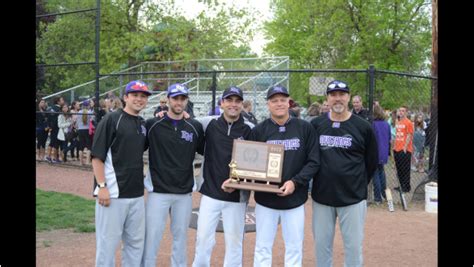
[266,85,289,100]
[222,86,243,100]
[326,80,350,94]
[82,100,90,107]
[167,83,189,98]
[125,80,152,96]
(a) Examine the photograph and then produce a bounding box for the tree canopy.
[36,0,257,94]
[263,0,432,107]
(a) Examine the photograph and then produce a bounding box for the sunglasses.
[170,85,188,94]
[160,101,167,104]
[328,82,347,89]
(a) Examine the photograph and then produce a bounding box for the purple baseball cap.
[125,80,152,96]
[167,83,189,98]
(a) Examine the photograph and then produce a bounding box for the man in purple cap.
[192,86,254,267]
[311,80,378,267]
[90,79,151,266]
[250,85,320,267]
[142,83,205,267]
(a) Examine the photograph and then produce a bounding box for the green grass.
[36,189,95,233]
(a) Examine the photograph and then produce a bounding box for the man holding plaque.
[310,80,378,267]
[192,86,254,267]
[250,85,320,267]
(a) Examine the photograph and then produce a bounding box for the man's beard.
[331,103,346,114]
[170,106,183,115]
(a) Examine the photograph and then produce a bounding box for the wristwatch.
[98,182,107,188]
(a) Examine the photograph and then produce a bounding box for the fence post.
[368,64,375,121]
[210,71,217,115]
[94,0,101,119]
[428,78,438,180]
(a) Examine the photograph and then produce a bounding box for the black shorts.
[78,129,91,151]
[36,129,48,149]
[49,128,60,149]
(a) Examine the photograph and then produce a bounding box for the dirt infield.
[36,162,437,267]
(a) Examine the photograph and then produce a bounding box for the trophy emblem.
[229,160,240,183]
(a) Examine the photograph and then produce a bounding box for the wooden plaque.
[225,139,285,193]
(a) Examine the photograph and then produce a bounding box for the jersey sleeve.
[291,121,320,188]
[195,120,205,155]
[91,113,116,162]
[248,124,261,141]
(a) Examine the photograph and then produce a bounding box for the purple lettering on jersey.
[267,139,300,151]
[319,135,352,149]
[181,130,193,142]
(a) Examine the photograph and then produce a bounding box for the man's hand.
[221,178,236,193]
[277,180,296,197]
[155,110,190,119]
[155,110,167,118]
[97,188,111,207]
[183,111,190,119]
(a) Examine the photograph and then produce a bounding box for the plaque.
[224,139,285,193]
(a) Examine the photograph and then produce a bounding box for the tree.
[264,0,432,106]
[36,0,257,95]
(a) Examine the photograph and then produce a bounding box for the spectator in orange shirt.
[393,106,414,192]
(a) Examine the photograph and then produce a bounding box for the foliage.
[36,189,95,233]
[36,0,257,94]
[264,0,432,106]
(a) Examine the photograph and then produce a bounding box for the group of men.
[91,78,378,267]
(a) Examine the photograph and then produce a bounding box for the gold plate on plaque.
[225,140,285,193]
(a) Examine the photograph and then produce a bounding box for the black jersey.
[145,114,204,194]
[198,115,253,203]
[48,104,61,129]
[91,109,147,198]
[250,117,320,210]
[311,113,378,207]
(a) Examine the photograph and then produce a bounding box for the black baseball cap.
[326,80,350,94]
[266,85,289,100]
[222,86,243,100]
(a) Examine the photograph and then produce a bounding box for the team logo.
[131,81,148,90]
[181,130,193,142]
[273,87,284,93]
[319,134,352,149]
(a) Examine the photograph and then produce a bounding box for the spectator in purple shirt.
[371,105,391,203]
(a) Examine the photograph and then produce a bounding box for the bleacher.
[42,57,290,122]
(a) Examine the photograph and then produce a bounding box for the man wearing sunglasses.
[311,80,378,267]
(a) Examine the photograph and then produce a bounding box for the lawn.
[36,189,95,232]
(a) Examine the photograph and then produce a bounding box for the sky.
[173,0,273,56]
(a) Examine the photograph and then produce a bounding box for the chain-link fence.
[37,66,437,207]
